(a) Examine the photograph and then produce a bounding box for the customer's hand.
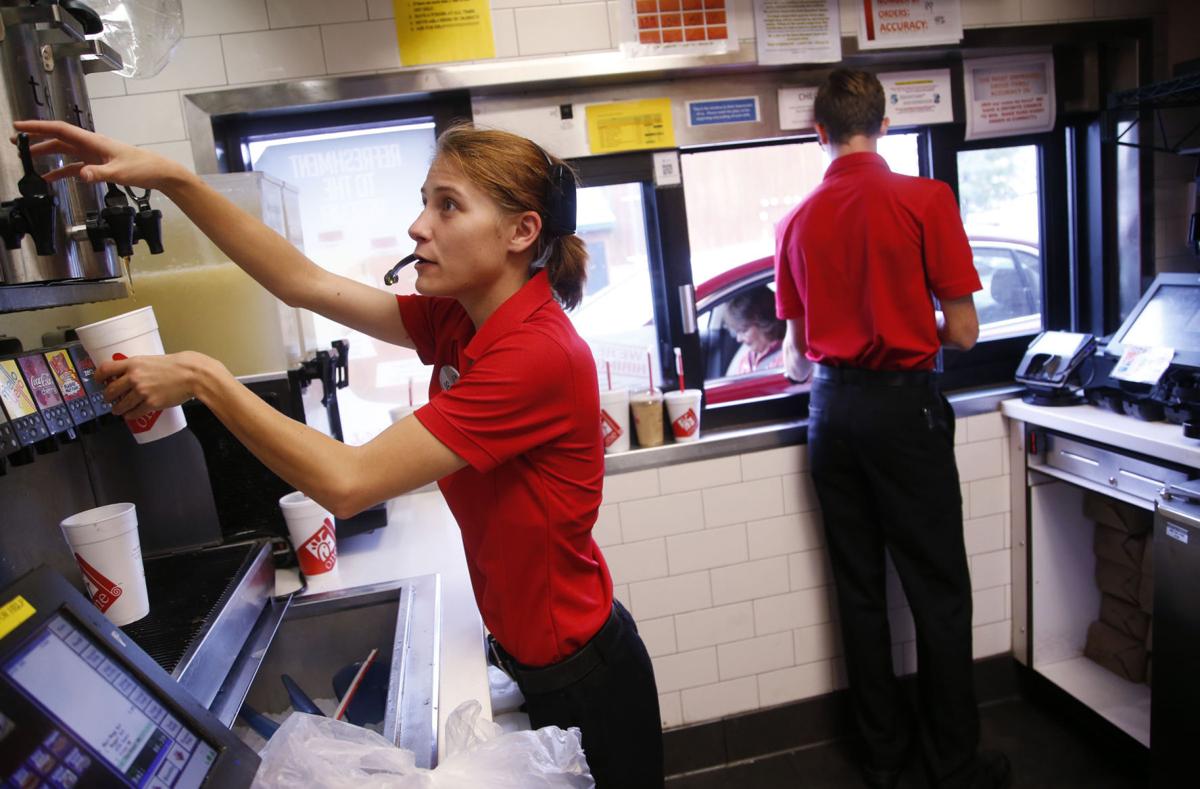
[96,351,214,419]
[12,120,189,192]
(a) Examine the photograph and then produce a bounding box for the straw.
[674,347,684,392]
[646,351,654,392]
[605,361,612,391]
[333,648,379,721]
[407,377,413,407]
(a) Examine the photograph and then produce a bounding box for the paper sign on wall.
[879,69,953,126]
[619,0,737,58]
[778,85,818,131]
[857,0,962,50]
[586,99,676,154]
[393,0,494,66]
[964,53,1056,141]
[754,0,841,66]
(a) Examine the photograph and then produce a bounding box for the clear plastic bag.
[89,0,184,79]
[252,700,594,789]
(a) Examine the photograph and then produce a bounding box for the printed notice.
[619,0,737,58]
[1111,345,1174,385]
[394,0,494,66]
[857,0,962,50]
[778,85,819,130]
[879,69,953,126]
[964,53,1056,140]
[687,96,759,127]
[754,0,841,66]
[586,99,676,154]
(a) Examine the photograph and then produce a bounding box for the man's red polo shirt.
[775,152,982,371]
[397,271,611,667]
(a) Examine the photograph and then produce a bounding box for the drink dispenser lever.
[0,133,60,255]
[86,183,136,257]
[127,187,164,254]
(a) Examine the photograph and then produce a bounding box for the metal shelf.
[1105,73,1200,155]
[0,278,130,313]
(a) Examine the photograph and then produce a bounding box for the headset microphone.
[383,252,418,286]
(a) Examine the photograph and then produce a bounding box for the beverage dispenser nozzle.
[0,133,60,255]
[85,183,164,258]
[128,187,164,254]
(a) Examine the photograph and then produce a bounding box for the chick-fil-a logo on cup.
[672,408,698,438]
[111,353,162,433]
[299,517,338,575]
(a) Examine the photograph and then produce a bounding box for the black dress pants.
[808,371,979,787]
[499,600,664,788]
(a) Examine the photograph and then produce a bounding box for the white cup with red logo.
[664,389,703,443]
[60,503,150,626]
[74,307,187,444]
[598,388,632,454]
[278,492,338,579]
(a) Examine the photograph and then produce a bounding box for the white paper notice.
[754,0,841,66]
[778,85,819,130]
[857,0,962,50]
[1112,345,1175,385]
[964,53,1056,141]
[879,69,953,126]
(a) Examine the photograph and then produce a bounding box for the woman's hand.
[11,120,188,192]
[95,351,216,419]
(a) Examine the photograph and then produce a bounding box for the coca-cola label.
[299,518,338,575]
[112,353,162,433]
[672,408,698,438]
[74,553,122,613]
[600,409,623,448]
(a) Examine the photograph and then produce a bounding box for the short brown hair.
[435,123,588,310]
[813,69,886,144]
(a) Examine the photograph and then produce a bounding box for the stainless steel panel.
[1038,432,1189,503]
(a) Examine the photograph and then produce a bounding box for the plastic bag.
[252,700,594,789]
[89,0,184,79]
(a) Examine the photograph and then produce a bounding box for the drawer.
[1038,433,1190,503]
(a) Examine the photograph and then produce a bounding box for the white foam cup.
[599,388,632,453]
[75,306,187,444]
[278,492,338,577]
[665,389,703,443]
[60,503,149,626]
[389,405,415,424]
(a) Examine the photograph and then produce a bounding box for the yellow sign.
[0,596,35,640]
[586,99,677,154]
[394,0,495,66]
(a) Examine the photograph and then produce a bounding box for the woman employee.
[15,119,663,787]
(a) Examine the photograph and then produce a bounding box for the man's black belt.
[488,604,620,696]
[813,363,935,387]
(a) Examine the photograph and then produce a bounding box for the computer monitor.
[0,567,259,788]
[1106,273,1200,370]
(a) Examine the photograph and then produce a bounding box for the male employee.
[774,70,1010,789]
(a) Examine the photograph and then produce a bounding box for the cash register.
[0,567,259,788]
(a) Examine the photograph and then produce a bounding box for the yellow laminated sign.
[394,0,495,66]
[0,596,35,641]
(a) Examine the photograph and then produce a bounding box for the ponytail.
[546,233,588,311]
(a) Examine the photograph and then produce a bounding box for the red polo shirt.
[396,271,612,667]
[774,152,981,371]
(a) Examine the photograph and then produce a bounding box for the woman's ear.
[508,210,542,254]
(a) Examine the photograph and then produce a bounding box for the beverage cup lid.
[599,387,630,402]
[665,388,703,402]
[633,387,663,402]
[279,491,327,518]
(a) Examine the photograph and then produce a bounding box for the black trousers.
[494,600,664,788]
[808,370,979,787]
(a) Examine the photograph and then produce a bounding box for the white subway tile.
[515,2,611,56]
[675,602,755,651]
[961,0,1021,27]
[754,587,832,634]
[960,482,971,519]
[125,37,226,95]
[629,570,712,619]
[607,0,621,47]
[139,141,196,173]
[747,511,823,559]
[91,93,184,145]
[603,469,659,503]
[964,514,1005,556]
[955,415,968,444]
[605,538,669,585]
[681,676,759,723]
[593,504,622,546]
[973,586,1006,626]
[970,549,1012,591]
[1020,0,1093,22]
[492,10,519,59]
[494,0,558,8]
[658,691,683,728]
[888,606,915,643]
[367,0,395,19]
[613,583,630,608]
[742,445,808,480]
[788,549,831,591]
[969,476,1009,518]
[182,0,268,36]
[322,20,402,73]
[1005,584,1012,620]
[711,556,790,605]
[758,658,838,706]
[781,472,820,514]
[85,71,125,99]
[966,412,1007,442]
[659,456,742,495]
[637,616,677,657]
[729,0,754,39]
[1002,441,1011,475]
[973,620,1011,658]
[667,524,748,575]
[794,621,841,664]
[955,439,1004,483]
[703,478,784,527]
[221,28,326,85]
[619,492,704,541]
[652,647,718,693]
[718,631,794,680]
[267,0,366,28]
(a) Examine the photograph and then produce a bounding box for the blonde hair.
[435,123,589,310]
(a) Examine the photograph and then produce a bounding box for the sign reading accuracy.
[964,53,1056,140]
[856,0,963,50]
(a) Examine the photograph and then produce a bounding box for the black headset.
[539,146,577,238]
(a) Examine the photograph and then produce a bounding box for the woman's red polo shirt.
[396,271,612,667]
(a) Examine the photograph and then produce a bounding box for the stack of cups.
[75,306,187,443]
[279,492,338,583]
[60,503,150,626]
[631,388,665,448]
[599,388,631,453]
[665,389,703,443]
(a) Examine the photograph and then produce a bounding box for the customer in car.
[724,285,785,375]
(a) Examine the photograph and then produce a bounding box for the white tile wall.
[513,3,612,56]
[220,28,327,85]
[322,21,404,74]
[266,0,367,29]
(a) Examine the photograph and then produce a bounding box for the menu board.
[44,350,87,404]
[0,360,38,419]
[17,355,64,411]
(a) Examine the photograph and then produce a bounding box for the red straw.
[674,347,684,392]
[407,377,413,407]
[646,351,654,392]
[606,361,612,391]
